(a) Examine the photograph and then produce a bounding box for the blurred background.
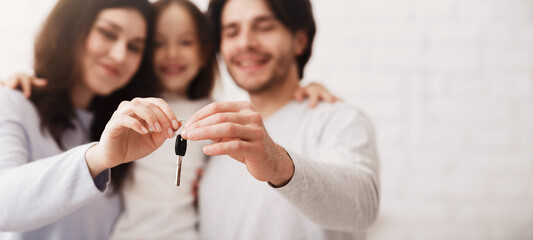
[1,0,532,239]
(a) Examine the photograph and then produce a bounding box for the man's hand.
[181,101,294,187]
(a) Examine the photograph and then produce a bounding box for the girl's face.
[82,8,147,96]
[153,4,203,95]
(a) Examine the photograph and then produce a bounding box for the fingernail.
[181,129,188,138]
[172,120,179,129]
[184,121,191,128]
[155,122,162,132]
[167,128,174,138]
[141,127,148,134]
[203,145,211,153]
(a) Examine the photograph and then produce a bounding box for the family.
[0,0,379,239]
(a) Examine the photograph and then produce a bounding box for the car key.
[175,134,187,186]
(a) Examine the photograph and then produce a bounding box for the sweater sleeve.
[274,108,380,232]
[0,89,111,232]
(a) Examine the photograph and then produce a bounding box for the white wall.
[1,0,532,239]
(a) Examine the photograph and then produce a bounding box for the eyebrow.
[99,18,123,31]
[98,18,146,43]
[254,16,277,24]
[222,15,277,30]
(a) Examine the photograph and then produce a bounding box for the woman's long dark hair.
[152,0,218,100]
[31,0,156,192]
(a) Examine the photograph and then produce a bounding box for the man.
[180,0,380,239]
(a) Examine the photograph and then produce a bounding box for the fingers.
[318,87,339,103]
[202,140,253,158]
[142,98,181,130]
[117,98,178,138]
[186,112,254,130]
[0,74,48,98]
[119,114,149,135]
[298,82,342,107]
[6,76,17,89]
[184,123,261,141]
[186,101,254,127]
[20,75,32,97]
[309,93,319,108]
[146,102,175,137]
[33,78,48,87]
[293,88,305,102]
[133,99,175,138]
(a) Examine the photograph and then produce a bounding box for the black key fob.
[175,134,187,156]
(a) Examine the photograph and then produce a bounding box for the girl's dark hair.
[31,0,155,192]
[152,0,218,99]
[207,0,316,79]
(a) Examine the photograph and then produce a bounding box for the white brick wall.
[1,0,532,239]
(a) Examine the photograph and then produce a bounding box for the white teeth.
[164,67,185,74]
[240,60,261,67]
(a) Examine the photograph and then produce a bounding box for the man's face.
[220,0,300,94]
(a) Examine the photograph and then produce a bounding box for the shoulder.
[295,100,372,126]
[0,87,27,103]
[292,100,376,139]
[0,87,36,117]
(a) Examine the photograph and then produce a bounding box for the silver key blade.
[176,156,182,186]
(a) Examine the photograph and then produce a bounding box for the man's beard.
[229,52,294,95]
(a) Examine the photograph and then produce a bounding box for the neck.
[161,90,187,101]
[71,83,94,110]
[249,71,299,118]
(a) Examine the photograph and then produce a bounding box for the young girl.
[0,0,186,239]
[110,1,217,238]
[2,0,338,238]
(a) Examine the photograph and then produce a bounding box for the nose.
[236,28,258,50]
[109,40,127,63]
[167,44,179,60]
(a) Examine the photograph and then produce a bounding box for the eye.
[154,40,165,48]
[179,39,194,46]
[98,28,117,40]
[127,43,142,54]
[256,22,275,32]
[222,28,238,38]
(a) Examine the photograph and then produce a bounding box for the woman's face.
[153,4,203,95]
[82,8,147,96]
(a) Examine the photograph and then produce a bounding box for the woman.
[0,0,181,239]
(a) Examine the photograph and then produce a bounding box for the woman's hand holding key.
[85,98,182,178]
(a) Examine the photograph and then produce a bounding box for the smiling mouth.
[160,65,187,75]
[100,63,120,77]
[232,52,271,71]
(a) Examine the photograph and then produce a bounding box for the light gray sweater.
[199,100,380,240]
[0,88,120,239]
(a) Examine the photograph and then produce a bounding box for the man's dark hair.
[207,0,316,79]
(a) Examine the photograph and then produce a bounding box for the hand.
[181,101,294,187]
[85,98,182,178]
[293,82,340,108]
[0,73,47,98]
